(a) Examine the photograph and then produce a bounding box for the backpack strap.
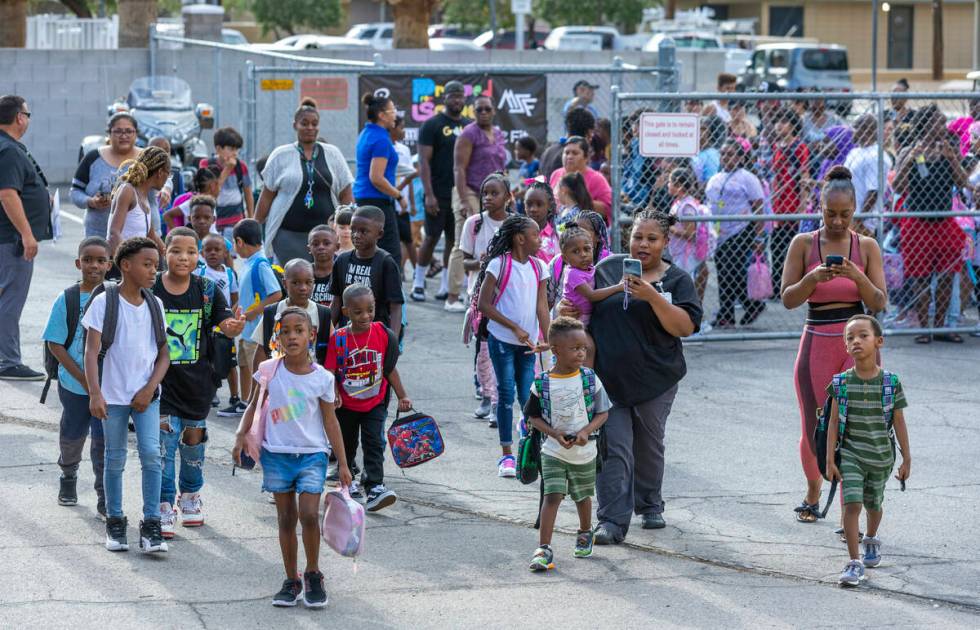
[335,326,350,382]
[142,288,167,350]
[315,303,331,364]
[63,284,82,351]
[538,371,551,426]
[369,251,388,299]
[580,367,597,424]
[832,372,848,441]
[492,253,514,306]
[881,370,897,431]
[381,324,399,377]
[262,302,280,356]
[99,282,120,360]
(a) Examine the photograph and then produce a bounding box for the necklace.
[297,143,319,209]
[350,324,373,353]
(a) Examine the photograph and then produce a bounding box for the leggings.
[475,338,497,403]
[793,322,853,482]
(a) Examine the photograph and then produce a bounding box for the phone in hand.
[234,451,256,473]
[623,257,642,277]
[824,254,845,268]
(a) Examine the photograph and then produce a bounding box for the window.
[802,49,848,71]
[768,49,789,70]
[769,6,804,38]
[751,50,766,72]
[380,27,393,38]
[358,28,377,39]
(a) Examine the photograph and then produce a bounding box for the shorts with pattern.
[840,451,891,511]
[541,454,596,502]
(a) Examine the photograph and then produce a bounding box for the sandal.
[934,333,964,343]
[426,261,443,279]
[914,334,932,344]
[793,501,821,523]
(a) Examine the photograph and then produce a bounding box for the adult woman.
[73,113,143,238]
[891,105,969,343]
[549,136,612,222]
[580,210,702,544]
[256,98,353,263]
[446,95,508,311]
[706,140,767,327]
[107,146,170,257]
[781,166,887,523]
[353,93,404,267]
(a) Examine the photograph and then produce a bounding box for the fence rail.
[26,14,118,49]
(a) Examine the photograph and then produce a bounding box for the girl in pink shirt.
[525,180,559,263]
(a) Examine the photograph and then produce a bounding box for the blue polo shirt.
[354,122,397,200]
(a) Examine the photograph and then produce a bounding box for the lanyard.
[297,143,320,209]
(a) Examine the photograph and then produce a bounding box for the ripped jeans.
[160,416,207,505]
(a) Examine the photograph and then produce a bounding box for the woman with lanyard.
[256,98,353,263]
[781,166,886,523]
[561,209,702,544]
[705,139,768,328]
[353,93,405,267]
[548,135,613,223]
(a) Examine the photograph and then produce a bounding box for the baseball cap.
[444,80,466,95]
[573,80,599,93]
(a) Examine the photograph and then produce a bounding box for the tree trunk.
[118,0,158,48]
[932,0,944,80]
[0,0,28,48]
[60,0,93,18]
[388,0,432,49]
[665,0,677,20]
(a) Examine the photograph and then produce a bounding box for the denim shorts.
[260,449,328,495]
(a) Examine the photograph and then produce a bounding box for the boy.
[82,237,170,553]
[252,258,331,369]
[324,284,411,510]
[332,207,354,254]
[515,136,540,181]
[524,317,611,572]
[196,233,241,414]
[188,196,234,269]
[308,224,338,308]
[330,206,403,340]
[201,127,254,238]
[42,237,112,515]
[233,219,283,412]
[827,315,911,587]
[153,227,245,537]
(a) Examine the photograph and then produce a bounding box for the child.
[332,207,354,254]
[196,233,243,415]
[524,180,559,264]
[827,315,911,587]
[252,259,331,369]
[547,211,610,312]
[556,172,593,225]
[515,136,540,181]
[163,166,222,232]
[82,237,170,553]
[308,224,338,308]
[153,227,245,537]
[232,307,352,608]
[476,215,551,477]
[329,206,403,341]
[42,237,112,515]
[187,196,235,269]
[525,317,611,571]
[392,115,418,275]
[667,167,712,304]
[234,219,284,412]
[324,284,412,509]
[202,126,255,238]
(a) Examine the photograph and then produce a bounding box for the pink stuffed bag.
[243,358,281,464]
[747,254,774,301]
[322,485,365,559]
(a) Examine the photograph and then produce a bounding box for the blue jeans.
[160,416,207,505]
[103,401,162,520]
[488,334,536,447]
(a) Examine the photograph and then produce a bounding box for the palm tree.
[388,0,433,48]
[118,0,158,47]
[0,0,28,48]
[932,0,943,80]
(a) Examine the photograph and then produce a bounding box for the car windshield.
[127,76,192,111]
[803,49,848,71]
[674,36,720,49]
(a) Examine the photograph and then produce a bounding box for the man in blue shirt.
[562,80,601,119]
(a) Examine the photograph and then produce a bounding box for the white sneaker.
[497,455,517,478]
[265,491,278,504]
[349,480,365,501]
[159,502,176,539]
[178,493,204,527]
[443,300,467,313]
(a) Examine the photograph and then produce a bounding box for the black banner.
[358,74,547,153]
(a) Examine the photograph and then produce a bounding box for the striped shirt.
[827,368,908,470]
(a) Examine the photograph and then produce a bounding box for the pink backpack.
[321,485,365,558]
[242,358,281,464]
[747,254,774,301]
[462,253,541,344]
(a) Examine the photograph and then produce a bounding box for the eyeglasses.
[111,129,136,136]
[19,111,31,119]
[475,106,493,113]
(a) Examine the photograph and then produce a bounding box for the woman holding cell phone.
[780,165,886,524]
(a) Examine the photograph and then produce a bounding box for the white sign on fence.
[638,112,700,157]
[511,0,532,13]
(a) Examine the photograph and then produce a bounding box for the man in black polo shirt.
[0,95,52,380]
[410,80,471,302]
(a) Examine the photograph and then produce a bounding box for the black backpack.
[91,282,168,378]
[261,301,332,364]
[41,284,83,404]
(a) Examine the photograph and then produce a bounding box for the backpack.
[261,301,331,364]
[243,357,279,463]
[246,256,286,312]
[40,284,83,404]
[387,408,445,468]
[812,370,898,518]
[88,281,167,368]
[463,253,542,344]
[321,485,365,560]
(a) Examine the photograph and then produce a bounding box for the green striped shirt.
[826,369,908,470]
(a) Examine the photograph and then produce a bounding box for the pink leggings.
[793,323,854,482]
[476,339,497,403]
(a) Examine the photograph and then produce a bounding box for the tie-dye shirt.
[260,362,336,454]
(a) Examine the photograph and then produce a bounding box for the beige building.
[681,0,977,79]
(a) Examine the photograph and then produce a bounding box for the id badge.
[661,292,673,304]
[716,200,725,210]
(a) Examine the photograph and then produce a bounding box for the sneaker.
[443,300,466,313]
[211,395,220,408]
[217,398,247,417]
[0,364,44,381]
[838,559,865,587]
[488,403,498,428]
[410,287,426,302]
[592,525,620,546]
[160,502,177,539]
[574,529,595,558]
[529,544,555,572]
[326,465,340,484]
[265,491,278,504]
[178,492,204,527]
[272,578,303,607]
[474,397,492,418]
[58,474,78,506]
[349,480,365,501]
[303,571,328,608]
[365,484,397,512]
[104,516,129,552]
[139,518,168,553]
[434,290,449,301]
[861,535,882,568]
[473,382,483,400]
[96,498,107,521]
[497,455,516,478]
[641,513,666,529]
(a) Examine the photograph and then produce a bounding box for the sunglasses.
[19,111,32,118]
[475,106,493,113]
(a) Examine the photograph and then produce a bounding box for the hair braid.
[470,214,537,314]
[526,179,557,230]
[474,172,514,235]
[576,210,609,264]
[118,145,170,189]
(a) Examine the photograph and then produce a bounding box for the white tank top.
[109,182,150,240]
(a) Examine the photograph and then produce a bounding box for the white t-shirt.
[260,362,335,454]
[81,291,166,406]
[251,300,321,346]
[843,144,892,229]
[460,213,505,293]
[485,255,548,346]
[534,370,612,465]
[394,141,414,209]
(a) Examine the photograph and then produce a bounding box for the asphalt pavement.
[0,212,978,628]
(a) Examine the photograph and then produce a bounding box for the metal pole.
[489,0,498,49]
[875,94,887,245]
[516,12,525,51]
[214,46,222,128]
[149,23,157,77]
[610,87,623,253]
[246,61,256,166]
[871,0,879,92]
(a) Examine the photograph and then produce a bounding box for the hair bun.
[299,97,318,109]
[825,165,852,183]
[362,93,377,106]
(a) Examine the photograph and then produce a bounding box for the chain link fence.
[611,91,980,341]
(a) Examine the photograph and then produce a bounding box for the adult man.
[411,80,471,302]
[563,80,600,118]
[844,114,892,236]
[540,107,596,181]
[0,95,52,380]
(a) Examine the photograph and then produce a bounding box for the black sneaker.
[326,465,340,484]
[303,571,328,608]
[217,397,247,417]
[410,287,426,302]
[96,498,107,521]
[139,518,168,553]
[0,364,44,381]
[58,474,78,506]
[434,290,449,301]
[365,484,397,512]
[105,516,129,552]
[272,578,303,607]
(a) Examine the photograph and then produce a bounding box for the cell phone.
[824,254,844,268]
[623,257,642,277]
[233,451,256,475]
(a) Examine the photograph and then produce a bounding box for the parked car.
[428,24,481,40]
[153,22,249,47]
[429,37,483,51]
[253,35,371,51]
[643,31,723,51]
[473,28,549,49]
[346,22,394,50]
[738,43,852,114]
[543,26,623,51]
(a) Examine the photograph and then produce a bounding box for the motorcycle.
[79,75,215,190]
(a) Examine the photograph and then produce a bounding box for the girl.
[476,215,550,478]
[108,146,170,258]
[556,172,593,225]
[667,167,712,304]
[163,165,222,232]
[548,210,611,311]
[524,179,559,264]
[232,307,352,608]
